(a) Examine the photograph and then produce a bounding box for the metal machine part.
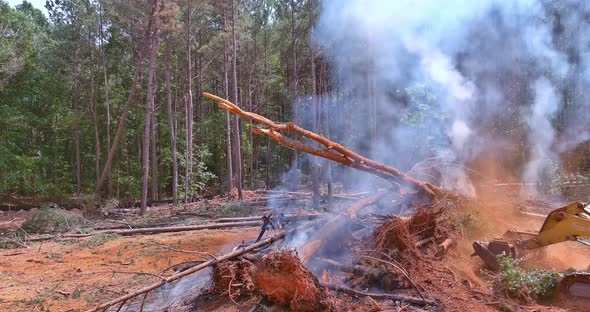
[472,202,590,298]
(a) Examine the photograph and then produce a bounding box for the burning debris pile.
[205,198,461,311]
[196,93,486,311]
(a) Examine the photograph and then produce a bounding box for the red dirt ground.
[0,228,259,312]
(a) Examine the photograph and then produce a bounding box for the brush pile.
[201,94,495,311]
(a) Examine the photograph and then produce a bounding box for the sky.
[6,0,48,16]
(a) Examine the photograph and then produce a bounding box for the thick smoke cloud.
[313,0,590,195]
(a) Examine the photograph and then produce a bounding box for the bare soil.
[0,227,259,311]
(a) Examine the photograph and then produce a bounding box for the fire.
[321,269,328,282]
[399,189,407,196]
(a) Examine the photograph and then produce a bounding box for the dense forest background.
[1,0,590,212]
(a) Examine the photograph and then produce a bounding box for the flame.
[321,269,328,282]
[399,189,407,196]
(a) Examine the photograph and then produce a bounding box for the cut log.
[26,221,264,242]
[299,189,392,261]
[203,93,449,199]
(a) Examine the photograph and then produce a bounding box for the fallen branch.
[203,93,448,199]
[212,213,321,223]
[84,231,288,312]
[361,255,426,304]
[322,282,436,306]
[26,220,263,242]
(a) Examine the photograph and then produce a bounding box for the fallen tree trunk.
[84,231,288,312]
[212,213,321,223]
[203,92,447,199]
[322,282,435,306]
[299,189,392,261]
[26,221,264,242]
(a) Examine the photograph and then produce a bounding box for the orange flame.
[321,269,328,282]
[399,189,407,196]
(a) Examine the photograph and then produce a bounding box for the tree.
[230,0,243,199]
[223,1,233,193]
[161,1,180,206]
[140,0,161,215]
[309,0,319,207]
[290,0,298,192]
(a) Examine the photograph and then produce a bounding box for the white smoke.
[522,78,560,184]
[314,0,584,194]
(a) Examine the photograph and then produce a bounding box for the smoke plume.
[312,0,589,195]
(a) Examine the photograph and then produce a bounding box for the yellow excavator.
[472,202,590,298]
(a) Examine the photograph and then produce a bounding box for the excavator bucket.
[558,273,590,299]
[471,240,517,271]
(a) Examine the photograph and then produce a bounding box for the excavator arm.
[472,202,590,298]
[519,202,590,250]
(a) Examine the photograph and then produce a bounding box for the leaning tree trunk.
[94,8,155,196]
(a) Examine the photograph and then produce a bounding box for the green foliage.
[21,207,90,234]
[179,144,216,196]
[497,255,559,302]
[0,235,23,249]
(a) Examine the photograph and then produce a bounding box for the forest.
[1,0,590,311]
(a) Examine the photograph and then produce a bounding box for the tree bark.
[290,0,299,192]
[165,34,178,206]
[309,0,319,208]
[223,3,233,193]
[231,0,243,200]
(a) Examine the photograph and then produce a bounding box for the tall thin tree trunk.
[309,0,319,207]
[231,0,243,200]
[248,70,254,190]
[165,34,178,206]
[185,0,194,203]
[223,12,233,192]
[73,68,81,197]
[322,61,332,201]
[150,85,158,202]
[99,1,112,196]
[140,0,160,215]
[290,0,298,192]
[90,50,100,185]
